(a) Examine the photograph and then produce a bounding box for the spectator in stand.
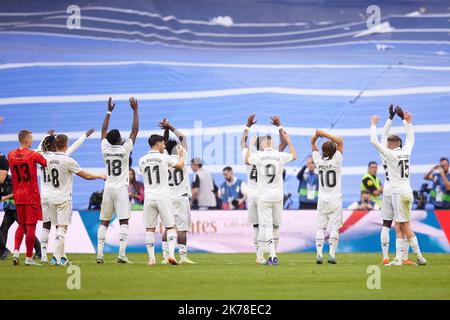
[424,157,450,209]
[360,161,383,207]
[128,168,144,208]
[219,167,246,210]
[190,157,218,210]
[296,157,319,210]
[348,191,380,210]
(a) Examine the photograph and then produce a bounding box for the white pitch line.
[0,124,449,142]
[2,86,450,106]
[1,60,450,71]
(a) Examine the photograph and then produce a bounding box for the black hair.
[222,166,233,172]
[368,161,378,167]
[166,139,178,155]
[42,135,57,152]
[148,134,164,147]
[440,157,449,164]
[106,129,121,145]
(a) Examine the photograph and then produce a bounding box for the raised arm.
[381,105,395,146]
[66,128,94,156]
[424,165,440,180]
[403,111,414,151]
[101,97,115,140]
[370,115,394,159]
[172,145,186,170]
[129,97,139,144]
[245,136,257,165]
[240,114,257,150]
[270,116,287,152]
[35,128,55,153]
[159,118,187,150]
[280,130,297,161]
[311,133,319,152]
[316,129,344,154]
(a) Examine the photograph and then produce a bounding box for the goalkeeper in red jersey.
[8,129,47,266]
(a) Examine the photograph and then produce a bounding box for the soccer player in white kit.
[159,118,195,264]
[139,134,185,266]
[97,97,139,264]
[379,105,414,265]
[245,128,296,266]
[45,134,106,266]
[311,129,344,264]
[241,115,287,263]
[38,128,94,264]
[370,112,427,266]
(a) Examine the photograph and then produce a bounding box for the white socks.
[41,227,50,260]
[408,236,423,258]
[145,231,156,260]
[273,227,280,251]
[256,226,265,261]
[179,244,187,258]
[264,225,276,258]
[329,229,339,258]
[167,229,177,259]
[380,226,390,260]
[119,224,129,257]
[162,241,169,260]
[395,239,405,261]
[315,228,325,257]
[402,238,409,260]
[253,225,259,252]
[54,228,66,263]
[97,224,107,259]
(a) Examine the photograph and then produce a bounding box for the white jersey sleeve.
[66,133,87,156]
[280,152,294,164]
[242,148,258,199]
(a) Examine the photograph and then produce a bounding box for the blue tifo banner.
[77,210,450,254]
[2,210,449,254]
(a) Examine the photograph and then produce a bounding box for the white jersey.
[242,148,258,199]
[312,150,343,202]
[101,138,133,189]
[45,152,82,205]
[39,151,54,200]
[168,154,190,199]
[38,133,88,199]
[371,123,414,195]
[248,148,293,202]
[379,119,408,197]
[139,150,177,201]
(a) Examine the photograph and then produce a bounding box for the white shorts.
[172,196,191,232]
[392,192,413,223]
[41,198,50,223]
[143,198,175,229]
[247,197,258,225]
[48,200,73,226]
[100,186,130,221]
[381,194,394,221]
[317,199,343,230]
[257,199,282,227]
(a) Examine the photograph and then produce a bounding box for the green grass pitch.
[1,253,449,300]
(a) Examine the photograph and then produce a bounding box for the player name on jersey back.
[248,148,293,202]
[45,152,82,204]
[139,151,177,201]
[384,149,412,194]
[102,138,133,189]
[312,150,343,202]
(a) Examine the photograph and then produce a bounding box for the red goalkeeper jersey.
[8,148,47,205]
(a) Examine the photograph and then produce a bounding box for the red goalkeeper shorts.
[16,204,43,225]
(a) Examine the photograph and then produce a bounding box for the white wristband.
[106,111,112,115]
[244,126,251,131]
[277,125,284,131]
